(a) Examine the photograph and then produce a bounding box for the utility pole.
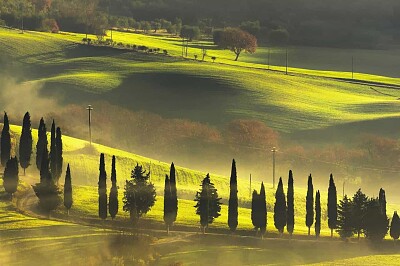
[351,56,354,80]
[86,105,93,145]
[285,48,288,75]
[271,147,277,189]
[249,173,252,198]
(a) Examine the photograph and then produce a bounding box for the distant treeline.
[1,0,400,48]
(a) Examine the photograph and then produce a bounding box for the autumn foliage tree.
[217,27,257,61]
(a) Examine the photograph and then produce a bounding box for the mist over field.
[1,0,400,265]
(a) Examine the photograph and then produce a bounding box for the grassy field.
[1,28,400,133]
[7,125,399,239]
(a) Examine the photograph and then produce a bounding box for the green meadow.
[1,28,400,133]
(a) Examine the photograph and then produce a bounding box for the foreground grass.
[1,28,400,132]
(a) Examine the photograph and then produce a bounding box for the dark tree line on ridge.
[1,113,399,241]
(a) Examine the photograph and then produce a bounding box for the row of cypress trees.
[0,112,72,215]
[98,154,119,220]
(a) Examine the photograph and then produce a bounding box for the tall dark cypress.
[228,159,238,232]
[64,164,73,215]
[306,174,314,236]
[55,127,63,183]
[379,188,386,218]
[287,170,294,236]
[1,112,11,167]
[327,174,337,238]
[259,182,267,236]
[315,190,321,238]
[19,112,32,175]
[98,153,107,220]
[169,162,178,224]
[109,155,118,220]
[163,174,173,232]
[251,190,259,231]
[274,177,287,235]
[40,144,50,183]
[50,120,57,183]
[36,118,47,171]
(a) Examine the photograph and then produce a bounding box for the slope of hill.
[7,125,399,237]
[1,28,400,133]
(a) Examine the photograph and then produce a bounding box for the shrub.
[41,18,59,33]
[211,56,216,62]
[163,49,168,55]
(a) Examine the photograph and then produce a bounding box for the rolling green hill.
[1,28,400,133]
[7,125,400,238]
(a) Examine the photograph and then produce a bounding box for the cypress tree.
[194,174,222,234]
[287,170,294,236]
[379,188,386,218]
[274,177,287,235]
[315,190,321,238]
[364,198,389,242]
[3,157,19,198]
[63,164,73,215]
[259,182,267,237]
[163,174,173,232]
[228,159,238,232]
[169,162,178,226]
[390,211,400,242]
[50,120,57,183]
[32,147,61,214]
[109,155,118,220]
[98,153,107,220]
[19,112,32,175]
[306,174,314,236]
[352,188,368,240]
[336,195,354,239]
[251,190,259,232]
[55,127,63,184]
[1,112,11,167]
[327,174,337,238]
[40,144,49,183]
[36,118,47,171]
[123,164,156,224]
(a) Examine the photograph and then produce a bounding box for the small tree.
[327,174,337,238]
[218,28,257,61]
[306,174,314,235]
[390,211,400,242]
[287,170,294,237]
[123,164,156,225]
[63,164,72,215]
[36,118,47,171]
[364,198,389,242]
[19,112,32,175]
[336,195,354,239]
[352,188,369,240]
[274,177,286,236]
[3,157,19,198]
[194,174,222,234]
[109,155,118,220]
[259,182,267,237]
[98,153,107,220]
[1,112,11,167]
[228,159,238,232]
[315,190,321,238]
